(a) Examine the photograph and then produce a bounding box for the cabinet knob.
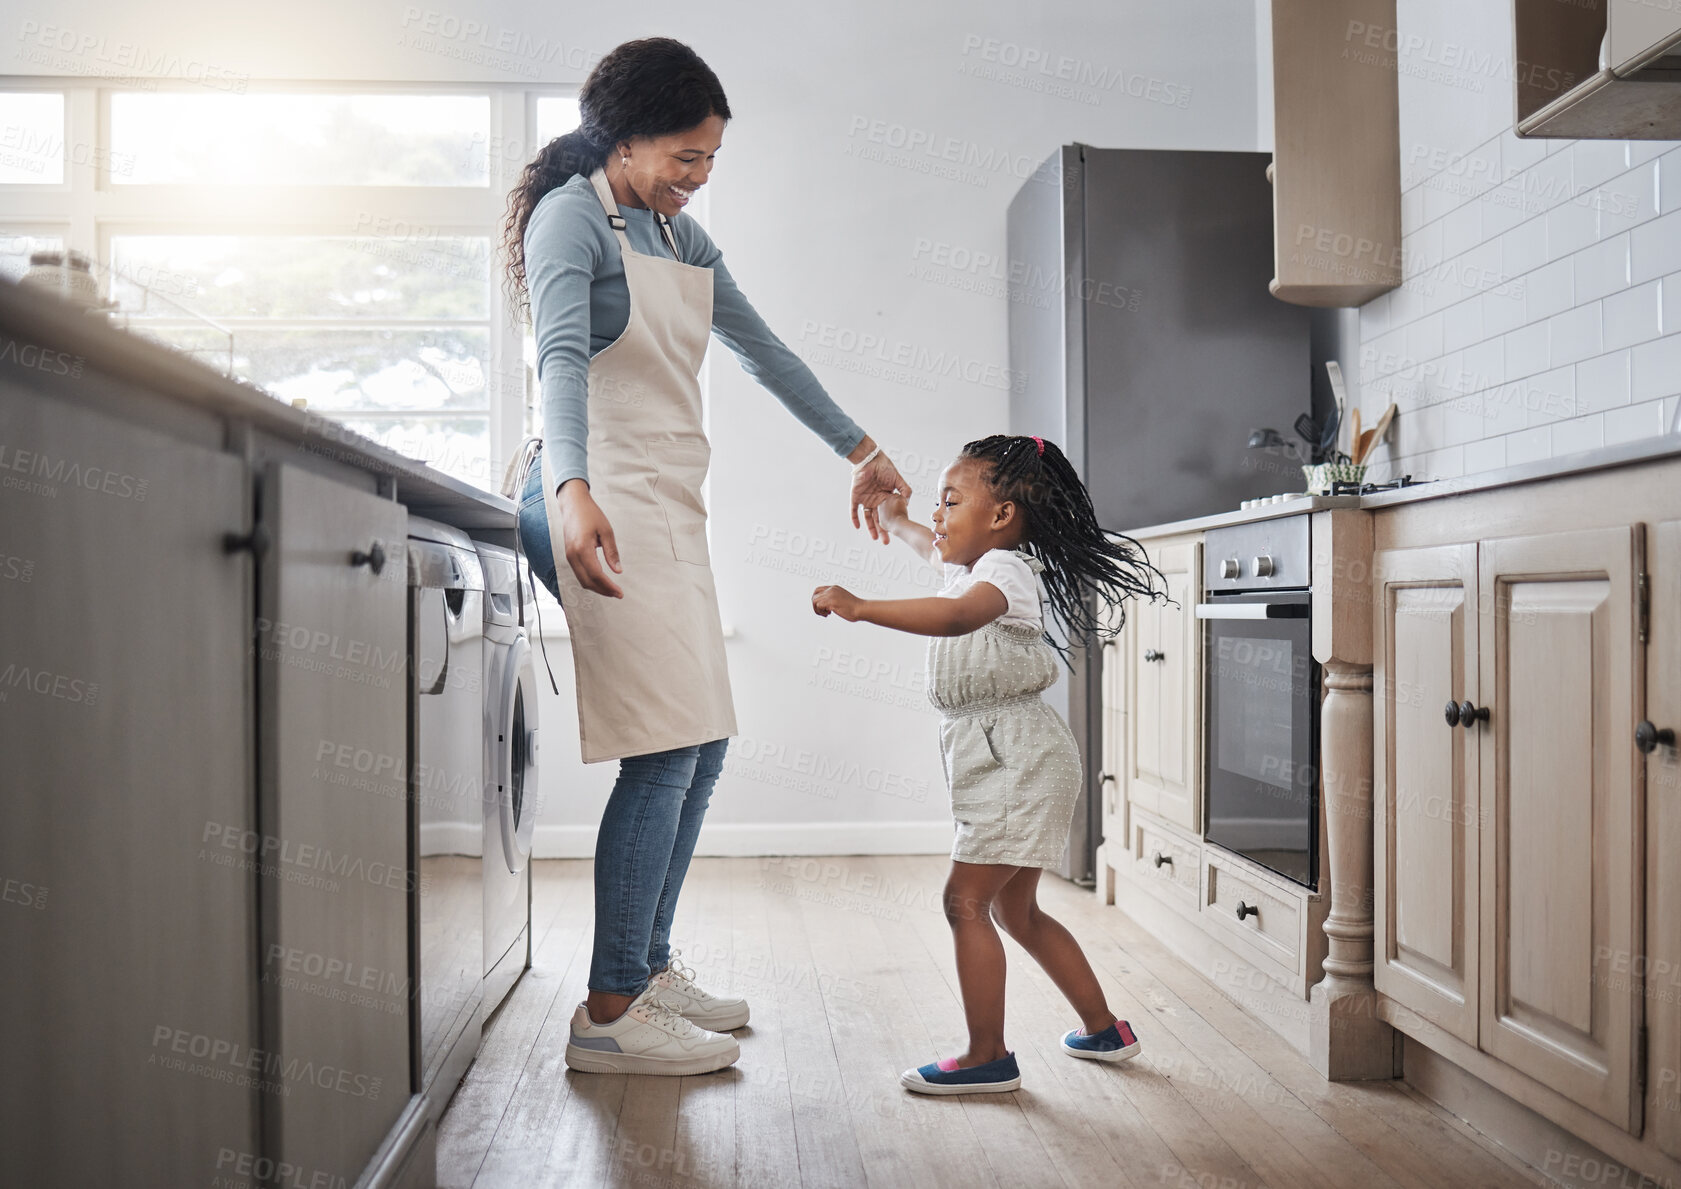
[1458,700,1489,727]
[1637,721,1676,755]
[351,540,387,575]
[1235,901,1258,921]
[223,524,271,559]
[1443,700,1461,727]
[1152,851,1172,868]
[1143,649,1166,663]
[1252,555,1276,578]
[1099,772,1116,784]
[1220,558,1241,580]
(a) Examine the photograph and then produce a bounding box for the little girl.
[812,434,1163,1094]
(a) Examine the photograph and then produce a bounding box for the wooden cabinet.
[1516,0,1681,138]
[257,463,411,1181]
[0,385,258,1186]
[1477,527,1643,1130]
[1125,536,1201,832]
[1267,0,1402,306]
[1374,524,1645,1131]
[1647,521,1681,1157]
[1373,543,1481,1047]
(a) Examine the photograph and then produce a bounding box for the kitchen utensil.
[1353,427,1378,464]
[1350,404,1362,455]
[1371,402,1397,449]
[1318,404,1340,457]
[1325,361,1349,438]
[1293,412,1320,451]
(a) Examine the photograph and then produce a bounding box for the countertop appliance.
[1196,517,1319,888]
[408,517,485,1121]
[476,542,538,1017]
[1007,144,1312,884]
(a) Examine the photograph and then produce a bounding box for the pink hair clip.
[1031,435,1044,456]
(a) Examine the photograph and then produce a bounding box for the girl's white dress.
[928,548,1083,869]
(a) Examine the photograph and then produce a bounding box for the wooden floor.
[437,857,1548,1189]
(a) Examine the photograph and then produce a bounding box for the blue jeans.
[514,453,729,997]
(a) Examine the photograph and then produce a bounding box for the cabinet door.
[1127,537,1201,832]
[258,463,410,1181]
[1098,605,1126,861]
[1478,527,1643,1130]
[1646,521,1681,1156]
[1372,544,1479,1046]
[0,387,255,1186]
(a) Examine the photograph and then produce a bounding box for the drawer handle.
[1443,699,1460,727]
[1143,649,1166,663]
[1637,721,1676,755]
[1152,851,1172,868]
[351,540,388,575]
[223,524,271,559]
[1235,900,1258,921]
[1458,700,1488,727]
[1100,772,1116,784]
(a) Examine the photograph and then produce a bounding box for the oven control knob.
[1220,557,1241,580]
[1252,555,1275,578]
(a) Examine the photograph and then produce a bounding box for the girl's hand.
[556,479,624,598]
[812,585,865,621]
[877,491,910,529]
[848,443,911,544]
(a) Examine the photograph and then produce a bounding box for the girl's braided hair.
[960,434,1166,657]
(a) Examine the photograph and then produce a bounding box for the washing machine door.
[495,634,538,873]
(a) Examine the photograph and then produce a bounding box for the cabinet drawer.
[1204,853,1301,972]
[1132,818,1199,906]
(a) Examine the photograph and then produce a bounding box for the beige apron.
[531,168,736,763]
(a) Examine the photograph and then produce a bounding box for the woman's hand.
[811,584,865,621]
[557,479,624,598]
[847,438,912,544]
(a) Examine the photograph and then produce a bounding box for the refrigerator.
[1007,144,1312,884]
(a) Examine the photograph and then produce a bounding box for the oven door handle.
[1195,602,1311,620]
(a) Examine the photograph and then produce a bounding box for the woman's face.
[618,114,726,218]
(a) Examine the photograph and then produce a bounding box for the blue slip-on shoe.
[899,1051,1021,1095]
[1060,1018,1142,1062]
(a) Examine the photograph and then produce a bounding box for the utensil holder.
[1302,462,1367,494]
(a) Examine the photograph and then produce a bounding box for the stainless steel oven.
[1197,518,1318,888]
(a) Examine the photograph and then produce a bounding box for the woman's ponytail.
[502,129,608,316]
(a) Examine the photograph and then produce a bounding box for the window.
[0,83,591,492]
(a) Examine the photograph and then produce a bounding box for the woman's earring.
[620,156,629,166]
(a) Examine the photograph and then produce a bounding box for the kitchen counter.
[0,278,514,531]
[1120,431,1681,539]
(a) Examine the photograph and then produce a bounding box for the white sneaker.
[563,985,740,1076]
[649,949,751,1032]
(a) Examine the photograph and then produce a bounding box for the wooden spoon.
[1353,427,1378,464]
[1350,405,1362,456]
[1371,402,1397,449]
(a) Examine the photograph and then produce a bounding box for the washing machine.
[475,541,538,1017]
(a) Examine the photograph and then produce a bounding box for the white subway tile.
[1442,295,1484,353]
[1667,395,1680,433]
[1598,163,1660,239]
[1426,445,1467,479]
[1603,280,1663,351]
[1661,148,1681,215]
[1500,130,1549,180]
[1505,321,1551,381]
[1359,290,1391,340]
[1632,208,1681,284]
[1462,435,1507,476]
[1547,197,1599,258]
[1575,348,1634,413]
[1407,311,1446,362]
[1549,303,1604,367]
[1572,140,1630,191]
[1667,273,1681,335]
[1464,336,1505,389]
[1421,182,1461,225]
[1573,234,1631,305]
[1518,365,1578,427]
[1524,256,1575,322]
[1525,148,1575,214]
[1501,215,1549,277]
[1388,277,1426,328]
[1604,399,1667,444]
[1504,425,1553,465]
[1628,141,1671,168]
[1483,284,1528,337]
[1632,332,1681,401]
[1551,414,1606,457]
[1402,185,1427,235]
[1440,200,1482,258]
[1478,185,1529,239]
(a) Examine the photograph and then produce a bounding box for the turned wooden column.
[1308,509,1393,1080]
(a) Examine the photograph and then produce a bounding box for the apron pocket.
[647,439,711,565]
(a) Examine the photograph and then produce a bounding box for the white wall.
[10,0,1265,854]
[1357,0,1681,480]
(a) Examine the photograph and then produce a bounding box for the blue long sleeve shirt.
[524,172,866,492]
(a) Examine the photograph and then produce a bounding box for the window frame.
[0,78,587,491]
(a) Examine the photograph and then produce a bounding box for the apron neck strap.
[588,168,636,254]
[588,168,681,260]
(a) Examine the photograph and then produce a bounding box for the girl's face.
[618,114,726,218]
[931,458,1018,566]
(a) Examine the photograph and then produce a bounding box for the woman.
[502,37,909,1076]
